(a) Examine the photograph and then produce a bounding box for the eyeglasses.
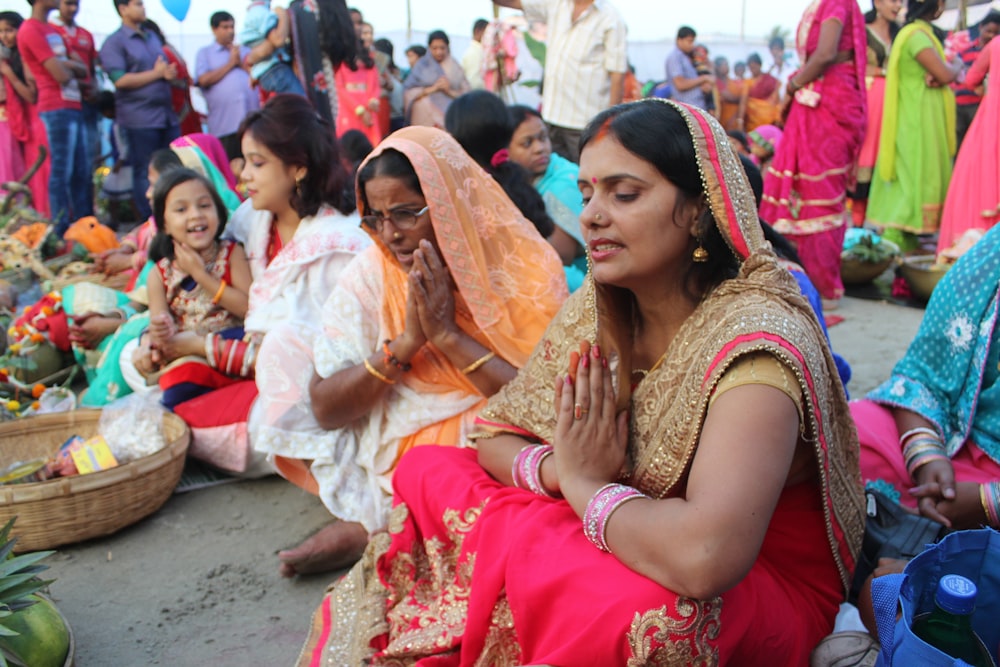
[361,206,429,233]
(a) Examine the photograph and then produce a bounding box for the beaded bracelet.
[980,481,1000,527]
[382,340,412,372]
[583,483,648,553]
[903,436,949,478]
[511,445,557,497]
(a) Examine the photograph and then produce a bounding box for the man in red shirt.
[17,0,91,234]
[51,0,98,216]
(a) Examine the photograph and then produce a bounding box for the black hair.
[508,104,543,129]
[580,101,741,298]
[373,38,399,75]
[113,0,128,14]
[339,129,374,165]
[746,52,763,66]
[316,0,360,71]
[864,3,901,40]
[210,11,234,29]
[356,148,423,217]
[0,12,25,82]
[406,44,426,58]
[677,26,696,40]
[0,11,23,28]
[445,91,555,237]
[95,89,116,115]
[906,0,943,24]
[768,36,785,50]
[148,168,228,263]
[473,18,489,34]
[427,30,449,46]
[149,148,183,177]
[727,129,750,154]
[239,93,350,216]
[981,11,1000,27]
[143,19,168,46]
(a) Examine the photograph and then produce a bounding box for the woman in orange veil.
[253,126,567,576]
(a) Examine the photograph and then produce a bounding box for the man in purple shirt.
[99,0,178,220]
[195,11,259,162]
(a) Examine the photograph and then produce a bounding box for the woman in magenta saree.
[298,100,864,666]
[760,0,867,303]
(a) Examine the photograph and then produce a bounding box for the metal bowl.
[899,255,950,302]
[840,239,900,286]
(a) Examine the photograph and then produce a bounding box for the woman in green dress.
[867,0,961,252]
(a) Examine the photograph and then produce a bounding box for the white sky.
[0,0,984,83]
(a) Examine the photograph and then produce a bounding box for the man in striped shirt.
[494,0,627,162]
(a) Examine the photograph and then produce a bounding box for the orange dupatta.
[276,127,567,492]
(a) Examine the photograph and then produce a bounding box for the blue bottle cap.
[935,574,977,615]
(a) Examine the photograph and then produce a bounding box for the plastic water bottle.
[911,574,996,667]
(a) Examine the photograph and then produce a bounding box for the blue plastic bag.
[872,529,1000,666]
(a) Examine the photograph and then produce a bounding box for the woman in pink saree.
[296,100,864,666]
[760,0,868,304]
[937,38,1000,255]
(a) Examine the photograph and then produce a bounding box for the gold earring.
[692,240,709,263]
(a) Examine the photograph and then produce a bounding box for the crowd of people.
[3,0,1000,662]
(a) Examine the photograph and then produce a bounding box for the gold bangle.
[461,351,495,375]
[363,358,395,385]
[211,279,227,305]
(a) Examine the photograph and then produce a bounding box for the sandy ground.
[39,295,926,666]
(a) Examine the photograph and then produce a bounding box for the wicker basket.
[0,410,189,553]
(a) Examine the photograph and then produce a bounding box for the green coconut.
[1,595,70,667]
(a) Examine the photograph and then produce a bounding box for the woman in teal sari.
[508,105,587,291]
[867,0,960,252]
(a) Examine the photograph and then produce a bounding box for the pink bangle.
[583,483,647,553]
[511,445,557,497]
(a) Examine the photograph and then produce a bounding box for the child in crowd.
[134,168,251,408]
[95,148,183,286]
[241,0,304,98]
[691,44,717,112]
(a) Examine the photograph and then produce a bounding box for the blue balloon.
[161,0,190,21]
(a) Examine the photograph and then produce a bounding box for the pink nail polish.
[582,355,589,369]
[592,344,601,359]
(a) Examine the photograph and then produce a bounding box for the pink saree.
[760,0,867,299]
[937,40,1000,255]
[297,102,864,666]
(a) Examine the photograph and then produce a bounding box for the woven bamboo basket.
[0,410,189,553]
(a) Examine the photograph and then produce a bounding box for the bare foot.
[278,521,369,578]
